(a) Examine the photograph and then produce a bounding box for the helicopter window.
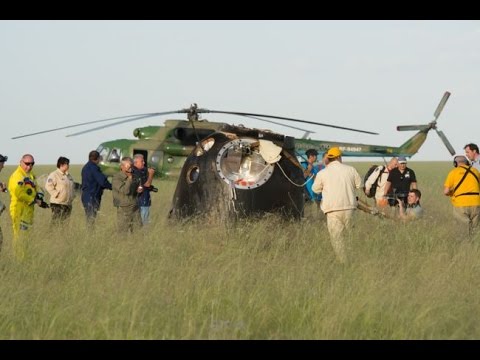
[186,166,200,184]
[173,127,216,146]
[151,151,162,165]
[215,138,274,190]
[97,147,110,163]
[108,149,121,162]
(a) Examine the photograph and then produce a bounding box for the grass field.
[0,161,479,339]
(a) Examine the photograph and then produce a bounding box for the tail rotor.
[396,91,455,156]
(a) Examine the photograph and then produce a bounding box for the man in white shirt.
[364,157,398,207]
[464,143,480,171]
[312,147,362,263]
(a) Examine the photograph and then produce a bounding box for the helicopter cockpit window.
[215,138,274,190]
[108,149,121,162]
[97,146,109,163]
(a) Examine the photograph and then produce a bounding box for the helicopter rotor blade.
[396,125,430,131]
[202,109,378,135]
[436,129,456,156]
[12,109,187,140]
[433,91,451,121]
[11,112,174,140]
[242,115,316,135]
[65,111,183,137]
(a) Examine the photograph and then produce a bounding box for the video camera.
[35,192,49,209]
[387,189,408,207]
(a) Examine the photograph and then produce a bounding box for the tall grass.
[0,162,479,339]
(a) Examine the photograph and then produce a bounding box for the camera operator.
[8,154,49,261]
[132,154,155,225]
[0,154,8,251]
[112,156,142,234]
[383,156,417,208]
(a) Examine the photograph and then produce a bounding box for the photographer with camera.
[112,156,142,234]
[7,154,49,261]
[133,154,156,225]
[383,156,417,208]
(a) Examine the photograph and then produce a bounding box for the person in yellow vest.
[7,154,48,260]
[443,154,480,238]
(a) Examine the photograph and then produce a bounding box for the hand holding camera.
[35,192,50,209]
[396,198,404,208]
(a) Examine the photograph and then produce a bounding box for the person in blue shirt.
[81,150,112,226]
[301,149,322,203]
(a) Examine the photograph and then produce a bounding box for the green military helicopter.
[12,92,455,219]
[12,92,455,181]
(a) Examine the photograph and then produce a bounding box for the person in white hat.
[312,147,362,263]
[383,156,417,208]
[443,154,480,238]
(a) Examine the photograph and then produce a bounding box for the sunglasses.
[23,161,35,166]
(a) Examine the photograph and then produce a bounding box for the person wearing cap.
[464,143,480,171]
[81,150,112,227]
[312,147,362,263]
[383,156,417,207]
[443,154,480,238]
[0,154,8,251]
[45,156,76,225]
[7,154,47,260]
[301,149,322,204]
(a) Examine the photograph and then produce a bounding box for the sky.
[1,20,479,165]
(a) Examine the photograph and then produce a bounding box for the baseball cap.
[326,147,342,159]
[398,156,407,164]
[0,154,7,163]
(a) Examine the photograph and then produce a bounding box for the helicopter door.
[133,149,164,171]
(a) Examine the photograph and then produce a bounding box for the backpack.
[363,165,385,198]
